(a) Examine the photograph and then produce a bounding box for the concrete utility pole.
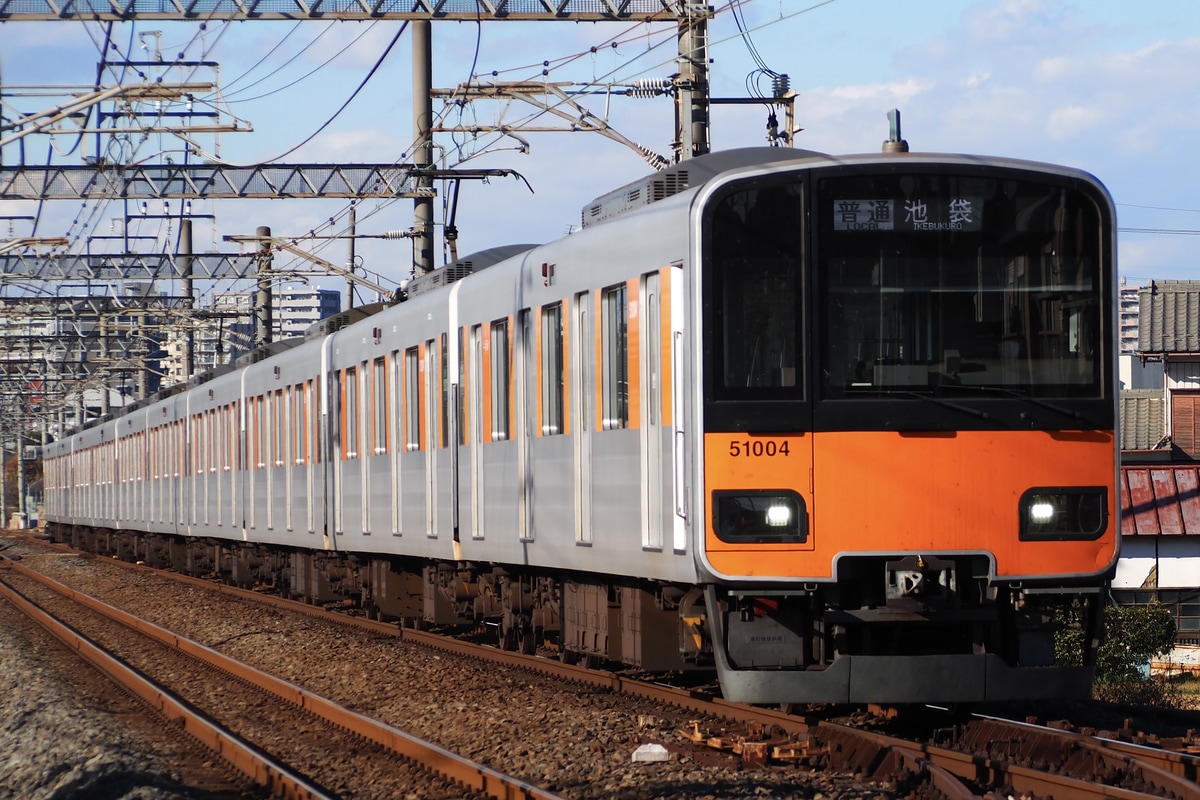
[180,219,195,376]
[676,8,711,161]
[412,19,434,275]
[255,225,273,347]
[347,205,357,309]
[0,437,7,527]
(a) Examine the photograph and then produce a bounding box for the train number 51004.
[728,440,791,458]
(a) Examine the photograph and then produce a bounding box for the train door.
[517,308,533,541]
[571,291,593,544]
[283,386,293,532]
[268,388,281,531]
[360,361,372,536]
[306,380,318,534]
[469,324,484,539]
[425,337,438,537]
[390,352,402,536]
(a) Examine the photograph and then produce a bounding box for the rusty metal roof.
[1121,465,1200,535]
[1139,280,1200,353]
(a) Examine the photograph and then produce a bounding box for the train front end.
[693,154,1118,704]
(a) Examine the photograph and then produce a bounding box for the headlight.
[713,490,807,543]
[1019,487,1107,540]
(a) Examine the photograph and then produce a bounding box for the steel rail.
[0,561,331,800]
[963,715,1200,797]
[24,536,1190,800]
[893,742,1188,800]
[0,554,565,800]
[10,540,979,797]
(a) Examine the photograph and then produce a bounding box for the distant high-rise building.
[1119,283,1141,354]
[274,285,342,340]
[160,286,341,384]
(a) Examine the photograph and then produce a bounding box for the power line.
[1118,203,1200,214]
[1119,227,1200,236]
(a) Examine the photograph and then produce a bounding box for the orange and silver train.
[45,146,1119,704]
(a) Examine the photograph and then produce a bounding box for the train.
[44,143,1120,705]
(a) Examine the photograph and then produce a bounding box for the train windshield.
[818,171,1108,401]
[707,181,805,400]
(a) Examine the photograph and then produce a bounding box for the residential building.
[1117,280,1200,651]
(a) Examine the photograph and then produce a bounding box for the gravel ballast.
[2,534,898,800]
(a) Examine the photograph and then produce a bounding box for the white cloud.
[959,72,990,89]
[828,78,931,104]
[1046,105,1105,141]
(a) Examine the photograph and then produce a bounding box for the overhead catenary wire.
[220,22,380,105]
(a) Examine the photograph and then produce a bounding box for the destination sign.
[832,197,983,232]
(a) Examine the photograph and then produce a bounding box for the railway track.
[5,532,1200,800]
[0,554,561,800]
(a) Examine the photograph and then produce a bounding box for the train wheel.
[517,625,538,656]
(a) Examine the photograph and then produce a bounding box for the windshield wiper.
[943,384,1085,421]
[864,389,990,419]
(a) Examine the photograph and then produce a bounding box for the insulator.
[629,78,672,98]
[380,230,414,240]
[772,73,791,99]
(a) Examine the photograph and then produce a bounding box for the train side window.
[306,381,320,464]
[573,292,590,434]
[205,412,212,474]
[190,414,199,476]
[602,283,629,430]
[372,356,388,455]
[223,404,233,471]
[491,319,511,441]
[458,328,468,445]
[292,384,306,465]
[440,333,449,449]
[255,396,267,469]
[274,388,285,467]
[390,351,401,457]
[405,346,421,451]
[470,325,483,446]
[343,366,359,460]
[541,302,564,435]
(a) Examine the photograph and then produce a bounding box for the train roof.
[580,147,826,228]
[406,243,538,300]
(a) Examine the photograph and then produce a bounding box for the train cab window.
[405,347,421,451]
[542,302,565,435]
[602,284,629,430]
[706,182,804,401]
[491,319,511,441]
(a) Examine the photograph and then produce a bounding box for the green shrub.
[1055,599,1178,704]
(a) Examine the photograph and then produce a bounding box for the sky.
[1,0,1198,301]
